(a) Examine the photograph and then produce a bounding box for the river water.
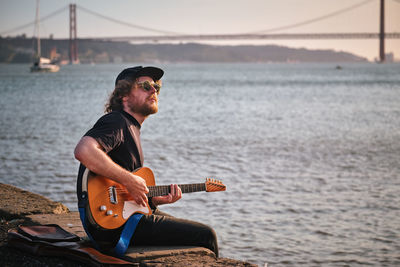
[0,62,399,266]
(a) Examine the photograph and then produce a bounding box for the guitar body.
[87,167,155,230]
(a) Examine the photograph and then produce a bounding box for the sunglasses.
[137,80,161,94]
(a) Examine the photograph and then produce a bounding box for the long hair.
[105,80,135,113]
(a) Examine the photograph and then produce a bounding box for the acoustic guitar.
[87,167,226,229]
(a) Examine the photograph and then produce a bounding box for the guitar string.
[93,184,210,202]
[112,184,211,193]
[102,183,220,195]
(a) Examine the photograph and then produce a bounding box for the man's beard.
[127,101,158,117]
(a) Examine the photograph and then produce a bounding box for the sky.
[1,0,400,61]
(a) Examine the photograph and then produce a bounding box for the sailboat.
[30,0,59,73]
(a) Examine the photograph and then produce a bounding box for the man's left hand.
[152,184,182,206]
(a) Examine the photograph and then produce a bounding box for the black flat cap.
[115,66,164,85]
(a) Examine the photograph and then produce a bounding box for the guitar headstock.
[205,178,226,192]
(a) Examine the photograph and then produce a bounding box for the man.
[74,66,218,257]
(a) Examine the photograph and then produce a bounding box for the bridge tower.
[69,4,79,64]
[379,0,385,62]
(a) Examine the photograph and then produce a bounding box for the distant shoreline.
[1,36,368,64]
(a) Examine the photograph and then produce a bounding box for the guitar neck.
[148,183,206,197]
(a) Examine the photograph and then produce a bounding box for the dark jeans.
[130,208,219,257]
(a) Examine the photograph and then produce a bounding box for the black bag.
[7,224,135,267]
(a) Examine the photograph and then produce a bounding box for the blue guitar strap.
[78,207,143,257]
[113,213,143,257]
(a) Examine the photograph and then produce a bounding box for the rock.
[0,183,69,220]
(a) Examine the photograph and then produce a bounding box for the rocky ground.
[0,183,257,266]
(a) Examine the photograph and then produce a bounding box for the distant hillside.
[0,36,368,63]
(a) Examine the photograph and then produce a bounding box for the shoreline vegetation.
[1,35,368,64]
[0,183,257,266]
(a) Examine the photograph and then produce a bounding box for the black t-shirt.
[76,110,144,250]
[84,110,143,171]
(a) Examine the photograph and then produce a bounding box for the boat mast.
[35,0,41,58]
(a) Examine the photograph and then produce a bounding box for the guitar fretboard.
[147,183,206,197]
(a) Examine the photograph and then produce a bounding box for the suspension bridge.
[3,0,400,63]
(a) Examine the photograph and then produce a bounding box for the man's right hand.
[125,174,149,207]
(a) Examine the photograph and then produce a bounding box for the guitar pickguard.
[123,200,151,219]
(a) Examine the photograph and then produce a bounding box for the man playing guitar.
[74,66,219,256]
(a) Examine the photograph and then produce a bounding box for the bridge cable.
[0,5,68,36]
[77,5,185,35]
[247,0,375,34]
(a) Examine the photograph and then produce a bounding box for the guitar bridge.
[109,186,118,204]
